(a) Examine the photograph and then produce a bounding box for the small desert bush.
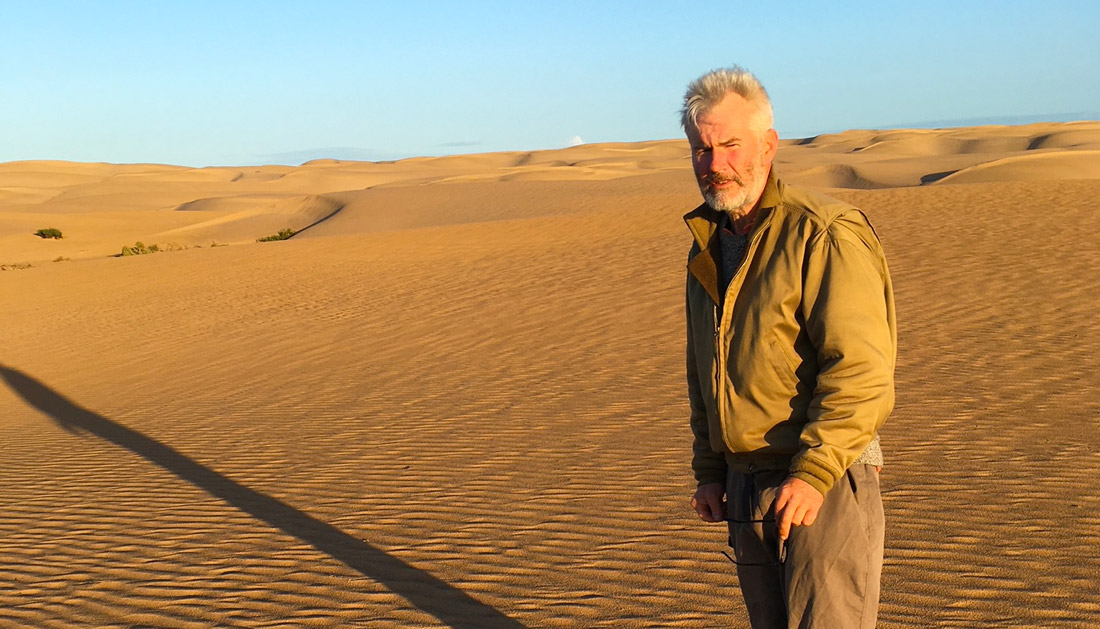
[257,228,296,242]
[35,228,63,239]
[120,241,160,256]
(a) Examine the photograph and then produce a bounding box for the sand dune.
[935,149,1100,184]
[779,163,888,189]
[3,122,1100,627]
[155,195,344,246]
[775,121,1100,190]
[3,122,1098,265]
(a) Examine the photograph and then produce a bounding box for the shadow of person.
[0,363,524,629]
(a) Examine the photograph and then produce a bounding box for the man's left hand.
[774,477,824,541]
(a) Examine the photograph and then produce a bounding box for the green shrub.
[257,228,297,242]
[120,241,160,256]
[35,228,63,239]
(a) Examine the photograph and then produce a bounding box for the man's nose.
[708,148,731,172]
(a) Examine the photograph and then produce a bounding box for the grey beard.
[703,185,754,216]
[700,160,766,217]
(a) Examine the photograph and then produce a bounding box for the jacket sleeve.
[789,212,895,495]
[686,283,728,487]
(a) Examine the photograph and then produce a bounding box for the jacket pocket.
[763,333,800,390]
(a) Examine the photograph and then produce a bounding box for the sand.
[2,121,1099,627]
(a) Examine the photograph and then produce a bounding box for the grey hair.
[680,65,774,133]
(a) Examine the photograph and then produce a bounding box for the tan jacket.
[686,172,896,495]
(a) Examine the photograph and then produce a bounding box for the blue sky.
[1,1,1097,167]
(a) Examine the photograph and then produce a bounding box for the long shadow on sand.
[0,364,523,629]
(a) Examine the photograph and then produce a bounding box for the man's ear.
[763,128,779,163]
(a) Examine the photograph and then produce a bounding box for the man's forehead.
[688,123,752,146]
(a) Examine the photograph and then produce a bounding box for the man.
[682,66,896,628]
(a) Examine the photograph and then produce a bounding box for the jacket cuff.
[789,455,841,496]
[693,459,728,487]
[695,471,727,487]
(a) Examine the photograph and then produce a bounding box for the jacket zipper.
[713,223,769,453]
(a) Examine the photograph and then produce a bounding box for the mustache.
[703,172,745,187]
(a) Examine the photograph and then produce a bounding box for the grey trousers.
[726,465,885,629]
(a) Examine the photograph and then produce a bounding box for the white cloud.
[567,135,584,147]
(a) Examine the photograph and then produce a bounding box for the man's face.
[687,93,778,217]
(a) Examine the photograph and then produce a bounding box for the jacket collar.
[683,170,781,304]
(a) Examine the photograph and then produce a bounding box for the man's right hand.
[691,482,726,522]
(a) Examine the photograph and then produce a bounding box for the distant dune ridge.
[3,121,1098,264]
[2,122,1100,627]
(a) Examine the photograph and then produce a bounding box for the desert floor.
[2,122,1100,628]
